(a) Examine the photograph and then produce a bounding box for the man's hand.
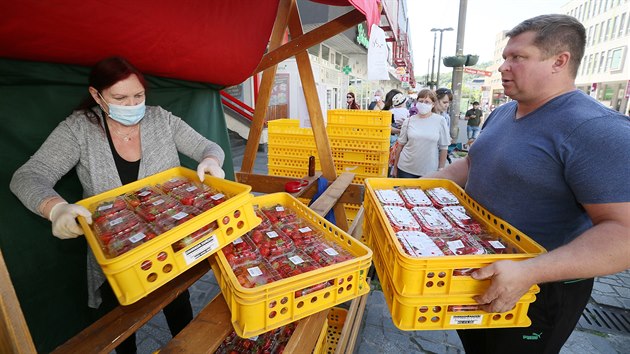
[471,260,537,313]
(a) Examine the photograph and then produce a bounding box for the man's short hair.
[506,14,585,77]
[472,101,479,106]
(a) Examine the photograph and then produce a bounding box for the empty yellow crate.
[372,244,537,331]
[363,178,546,297]
[314,307,348,354]
[210,192,372,338]
[268,145,389,166]
[76,167,259,305]
[327,109,392,127]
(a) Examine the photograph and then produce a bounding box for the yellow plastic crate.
[268,145,389,166]
[210,192,372,338]
[327,109,392,127]
[363,178,546,297]
[268,165,310,179]
[314,307,348,354]
[344,203,361,225]
[267,164,384,185]
[326,125,391,141]
[312,316,329,354]
[268,155,388,173]
[76,167,259,305]
[372,242,537,330]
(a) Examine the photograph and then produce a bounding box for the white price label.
[128,232,146,243]
[232,237,243,245]
[247,266,263,277]
[275,206,285,212]
[266,231,279,239]
[185,186,198,192]
[97,203,114,211]
[447,240,465,254]
[211,193,225,201]
[298,227,312,233]
[152,199,165,206]
[138,190,151,197]
[324,248,339,256]
[489,240,506,249]
[109,217,123,227]
[172,212,189,220]
[289,255,304,265]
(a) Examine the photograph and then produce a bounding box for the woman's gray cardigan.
[10,106,225,308]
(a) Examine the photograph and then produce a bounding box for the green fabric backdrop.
[0,58,233,352]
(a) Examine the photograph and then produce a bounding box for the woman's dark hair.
[435,87,453,101]
[347,92,360,109]
[383,89,402,111]
[77,56,147,115]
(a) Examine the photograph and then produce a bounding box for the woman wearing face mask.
[10,56,225,354]
[346,92,360,109]
[391,89,449,178]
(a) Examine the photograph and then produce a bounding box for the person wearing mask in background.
[368,89,384,110]
[426,14,630,354]
[391,89,449,178]
[384,89,409,136]
[346,92,360,109]
[10,56,226,354]
[465,101,483,140]
[435,87,454,163]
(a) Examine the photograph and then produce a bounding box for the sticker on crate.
[76,167,259,305]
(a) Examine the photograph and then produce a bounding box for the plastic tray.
[372,243,537,330]
[327,109,392,127]
[363,178,546,297]
[76,167,260,305]
[210,192,372,338]
[314,307,348,354]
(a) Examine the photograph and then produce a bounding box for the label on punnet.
[211,193,225,201]
[298,227,312,233]
[152,199,165,206]
[447,239,465,250]
[97,203,114,211]
[172,212,189,220]
[138,190,151,197]
[324,248,339,256]
[450,315,483,325]
[247,266,263,277]
[266,231,279,239]
[232,237,244,244]
[109,217,123,227]
[183,235,218,265]
[289,255,304,265]
[129,232,146,243]
[489,240,506,249]
[275,206,285,212]
[247,335,259,341]
[185,186,198,192]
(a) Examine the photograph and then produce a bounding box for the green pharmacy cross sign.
[342,65,352,75]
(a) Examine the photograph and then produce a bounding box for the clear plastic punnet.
[374,189,405,206]
[410,206,454,236]
[441,205,484,234]
[425,187,460,208]
[397,187,433,208]
[382,205,421,232]
[395,230,445,257]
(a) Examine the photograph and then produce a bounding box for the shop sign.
[356,23,369,48]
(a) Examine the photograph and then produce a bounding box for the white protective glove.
[49,202,92,239]
[197,157,225,181]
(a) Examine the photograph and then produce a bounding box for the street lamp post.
[431,27,454,89]
[430,31,437,89]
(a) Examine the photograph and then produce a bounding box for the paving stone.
[593,282,615,294]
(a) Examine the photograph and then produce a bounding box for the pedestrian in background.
[464,101,483,140]
[391,89,449,178]
[367,89,384,110]
[427,14,630,354]
[346,92,360,109]
[434,87,453,140]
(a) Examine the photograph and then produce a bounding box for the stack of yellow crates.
[267,110,392,223]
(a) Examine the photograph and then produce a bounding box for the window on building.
[599,52,606,72]
[619,13,626,37]
[587,54,594,73]
[335,52,342,66]
[578,4,583,20]
[308,45,320,57]
[587,26,593,45]
[599,21,606,42]
[593,23,600,45]
[599,0,604,14]
[612,16,618,39]
[321,45,330,62]
[591,0,598,17]
[586,0,592,19]
[592,53,599,74]
[609,47,625,71]
[342,55,349,68]
[580,55,587,75]
[605,19,612,40]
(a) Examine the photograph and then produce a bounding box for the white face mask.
[415,102,433,115]
[98,92,145,126]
